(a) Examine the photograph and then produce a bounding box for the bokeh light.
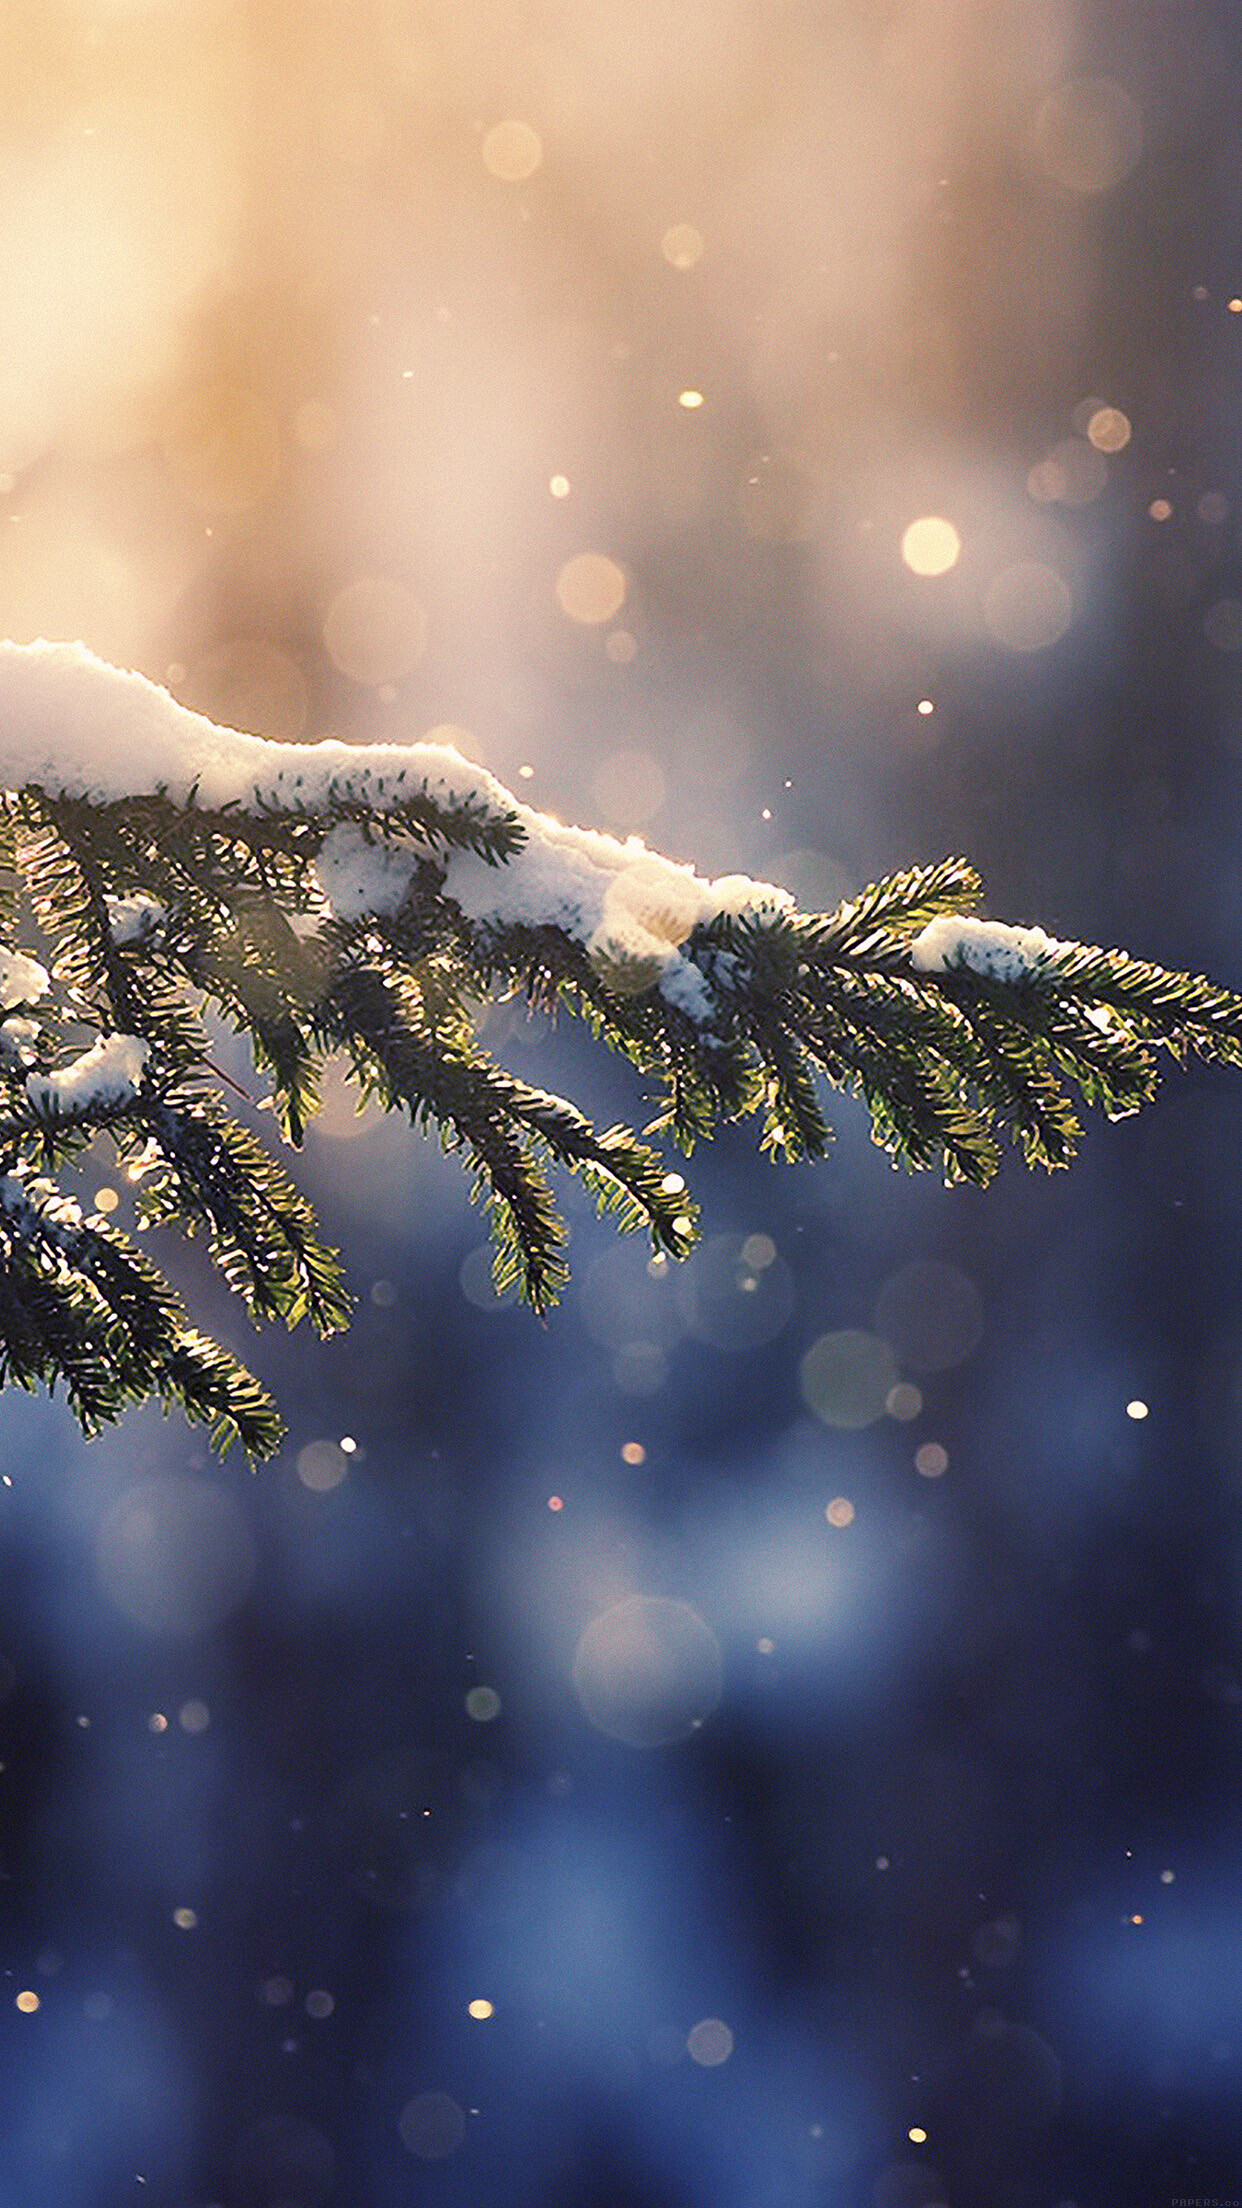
[675,1233,795,1352]
[460,1244,520,1311]
[572,1596,723,1746]
[886,1382,923,1422]
[307,1061,384,1142]
[580,1239,685,1355]
[323,577,427,686]
[1028,438,1108,507]
[771,848,851,911]
[1033,77,1143,194]
[555,552,628,625]
[398,2091,465,2160]
[686,2017,734,2066]
[1086,405,1132,453]
[297,1439,349,1492]
[901,517,961,576]
[661,224,704,269]
[800,1331,897,1430]
[0,12,1232,2206]
[481,121,543,182]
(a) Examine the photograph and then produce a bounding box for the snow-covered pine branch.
[0,637,1238,1457]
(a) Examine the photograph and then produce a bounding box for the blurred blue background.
[2,3,1242,2204]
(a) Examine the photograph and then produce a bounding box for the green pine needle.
[3,766,1241,1458]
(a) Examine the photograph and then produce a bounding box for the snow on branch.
[1,634,1241,1458]
[1,639,789,1019]
[26,1033,150,1118]
[910,914,1061,984]
[0,947,49,1010]
[0,638,513,817]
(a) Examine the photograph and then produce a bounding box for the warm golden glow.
[481,121,543,182]
[323,578,427,687]
[555,552,627,625]
[661,224,704,269]
[1086,405,1132,452]
[162,385,280,517]
[901,516,961,575]
[592,747,666,826]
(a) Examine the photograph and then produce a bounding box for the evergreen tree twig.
[1,641,1237,1457]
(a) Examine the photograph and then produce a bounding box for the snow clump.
[27,1034,151,1116]
[910,914,1060,984]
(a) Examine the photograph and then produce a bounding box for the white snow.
[657,957,716,1022]
[910,914,1060,984]
[9,644,1087,1022]
[0,1016,39,1068]
[27,1033,150,1116]
[444,833,790,1016]
[0,948,50,1010]
[0,1172,82,1232]
[0,645,788,1006]
[0,639,517,820]
[105,893,165,945]
[314,823,421,919]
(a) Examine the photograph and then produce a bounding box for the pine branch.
[1,640,1240,1455]
[0,1172,280,1454]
